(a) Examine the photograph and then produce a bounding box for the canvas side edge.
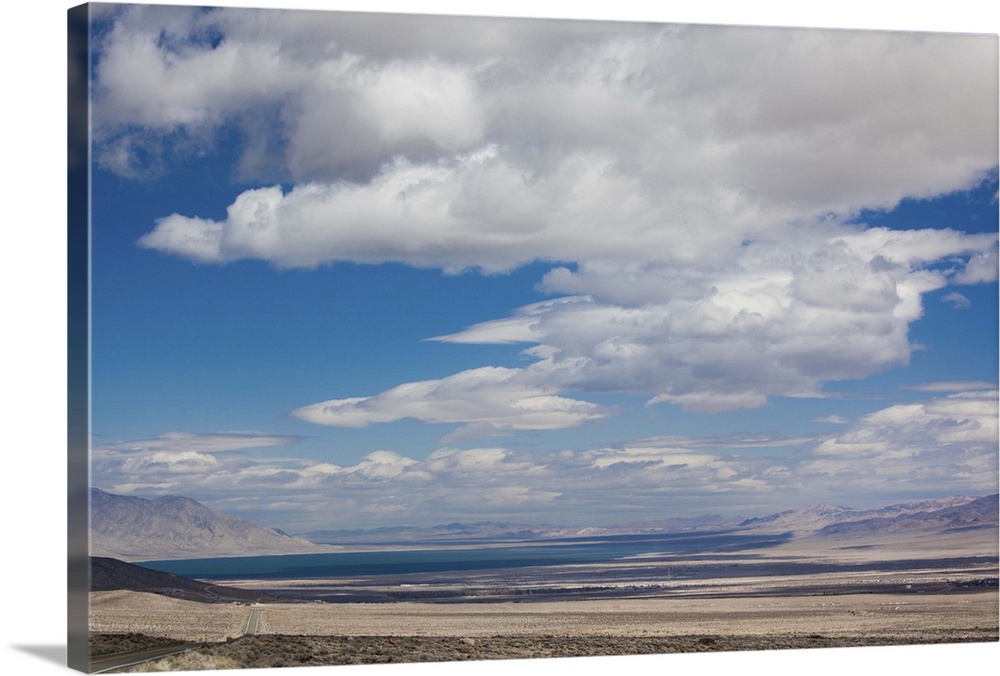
[67,3,92,673]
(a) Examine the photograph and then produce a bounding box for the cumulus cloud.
[99,10,996,263]
[280,213,996,427]
[345,450,419,479]
[95,389,997,529]
[796,391,999,499]
[427,228,996,413]
[91,431,304,495]
[95,7,999,426]
[951,247,999,284]
[140,147,629,271]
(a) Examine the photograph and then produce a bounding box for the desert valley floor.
[88,528,998,671]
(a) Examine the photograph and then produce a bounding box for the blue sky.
[85,2,999,532]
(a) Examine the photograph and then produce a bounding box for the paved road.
[88,642,205,674]
[88,606,263,672]
[244,606,262,636]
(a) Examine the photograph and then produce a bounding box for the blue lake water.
[140,530,792,580]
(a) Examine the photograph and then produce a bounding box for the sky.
[84,1,1000,533]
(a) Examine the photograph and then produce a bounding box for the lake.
[140,529,793,580]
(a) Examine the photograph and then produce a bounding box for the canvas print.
[68,2,999,673]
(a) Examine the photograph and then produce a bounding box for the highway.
[244,606,262,635]
[89,605,263,672]
[88,641,206,674]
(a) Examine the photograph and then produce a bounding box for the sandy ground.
[259,592,998,638]
[90,590,251,642]
[88,588,999,644]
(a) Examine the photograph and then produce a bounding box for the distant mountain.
[90,556,286,603]
[90,488,336,561]
[93,487,996,558]
[739,503,866,532]
[815,494,999,536]
[304,514,742,545]
[607,514,743,534]
[303,496,998,544]
[740,495,997,536]
[304,521,564,545]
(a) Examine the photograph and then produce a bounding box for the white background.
[2,1,997,675]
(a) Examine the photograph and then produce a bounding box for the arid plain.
[89,527,998,670]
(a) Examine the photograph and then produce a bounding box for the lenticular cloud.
[291,366,614,430]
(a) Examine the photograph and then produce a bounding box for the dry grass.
[252,592,998,638]
[90,589,998,642]
[120,651,243,672]
[89,590,251,642]
[104,628,999,672]
[89,633,189,657]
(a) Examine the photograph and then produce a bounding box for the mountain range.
[89,487,336,561]
[304,514,741,545]
[739,494,998,534]
[89,487,998,561]
[812,494,999,536]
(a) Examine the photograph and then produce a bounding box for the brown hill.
[90,556,287,603]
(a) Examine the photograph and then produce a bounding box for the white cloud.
[141,147,610,271]
[812,415,849,425]
[99,11,996,267]
[951,247,999,284]
[909,381,997,392]
[346,450,419,479]
[290,365,614,430]
[119,450,219,475]
[424,447,520,473]
[428,226,995,413]
[92,431,302,455]
[358,61,485,149]
[941,292,971,309]
[91,431,305,497]
[95,9,1000,432]
[95,389,998,529]
[798,390,999,495]
[95,26,298,130]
